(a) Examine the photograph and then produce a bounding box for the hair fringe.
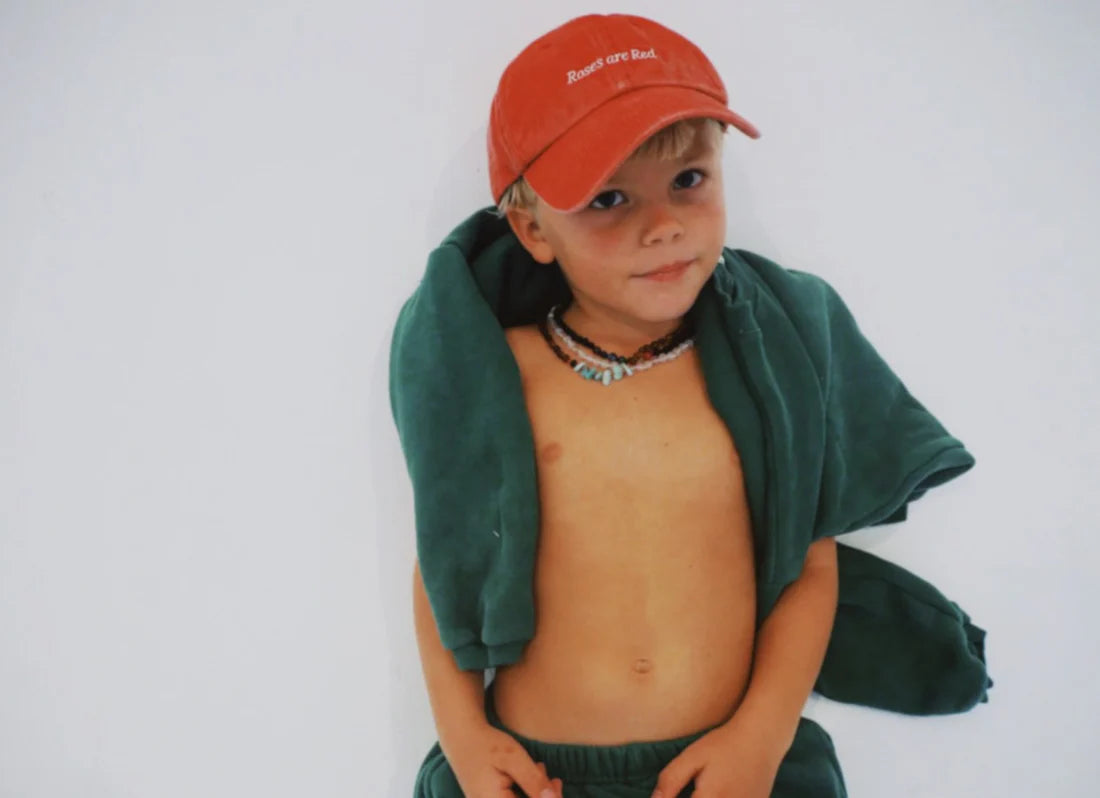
[492,117,726,218]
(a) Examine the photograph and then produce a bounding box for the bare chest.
[492,324,759,741]
[504,325,754,571]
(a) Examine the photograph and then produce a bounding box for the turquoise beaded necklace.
[537,303,696,385]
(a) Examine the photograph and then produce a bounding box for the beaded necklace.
[537,303,695,385]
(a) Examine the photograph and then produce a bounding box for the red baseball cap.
[487,13,761,213]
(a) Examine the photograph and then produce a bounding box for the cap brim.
[524,85,760,213]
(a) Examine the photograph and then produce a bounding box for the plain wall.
[2,1,1097,796]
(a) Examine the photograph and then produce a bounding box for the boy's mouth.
[638,259,694,277]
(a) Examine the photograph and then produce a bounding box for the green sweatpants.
[414,681,847,797]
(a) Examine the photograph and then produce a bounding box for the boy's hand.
[444,722,563,798]
[650,713,786,798]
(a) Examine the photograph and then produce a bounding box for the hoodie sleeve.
[388,239,540,671]
[733,250,977,536]
[802,273,991,714]
[817,543,992,714]
[733,251,991,715]
[806,273,976,538]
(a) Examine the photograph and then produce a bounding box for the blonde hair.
[493,117,726,218]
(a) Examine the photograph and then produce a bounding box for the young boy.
[391,13,988,798]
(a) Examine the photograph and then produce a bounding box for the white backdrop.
[2,1,1098,796]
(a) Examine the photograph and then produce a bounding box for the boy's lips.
[638,259,694,277]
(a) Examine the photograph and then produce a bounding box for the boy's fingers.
[534,760,564,797]
[537,759,565,797]
[501,752,556,798]
[652,751,700,798]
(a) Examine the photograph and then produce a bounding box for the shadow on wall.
[426,125,494,252]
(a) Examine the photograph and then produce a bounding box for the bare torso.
[491,323,757,745]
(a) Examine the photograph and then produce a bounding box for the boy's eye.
[674,168,706,189]
[586,169,707,211]
[588,190,625,210]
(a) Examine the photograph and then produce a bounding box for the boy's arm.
[733,536,839,751]
[412,559,489,746]
[412,560,563,797]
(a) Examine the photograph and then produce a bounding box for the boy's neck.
[559,303,688,355]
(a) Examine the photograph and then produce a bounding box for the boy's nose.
[640,204,685,246]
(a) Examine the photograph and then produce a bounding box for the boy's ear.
[504,207,556,265]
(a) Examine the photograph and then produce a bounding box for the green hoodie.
[389,206,991,718]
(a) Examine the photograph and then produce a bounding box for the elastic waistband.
[484,680,722,784]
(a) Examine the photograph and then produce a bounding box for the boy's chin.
[626,291,704,326]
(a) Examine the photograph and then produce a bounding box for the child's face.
[507,130,727,331]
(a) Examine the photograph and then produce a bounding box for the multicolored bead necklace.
[537,303,696,385]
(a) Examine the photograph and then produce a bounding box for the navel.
[632,658,653,674]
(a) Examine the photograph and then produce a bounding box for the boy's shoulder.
[502,323,541,369]
[502,323,571,395]
[503,323,537,344]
